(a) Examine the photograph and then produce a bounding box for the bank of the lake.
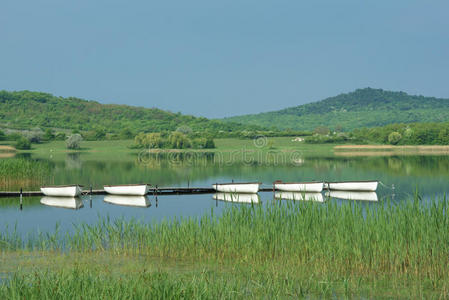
[1,198,448,298]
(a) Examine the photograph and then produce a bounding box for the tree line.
[304,122,449,145]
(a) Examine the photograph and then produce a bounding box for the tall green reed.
[0,158,53,190]
[1,195,448,280]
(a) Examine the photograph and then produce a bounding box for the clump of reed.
[1,196,449,297]
[0,158,53,189]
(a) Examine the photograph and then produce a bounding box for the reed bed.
[1,196,449,298]
[0,158,52,190]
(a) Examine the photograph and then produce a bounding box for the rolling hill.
[222,88,449,131]
[0,90,260,134]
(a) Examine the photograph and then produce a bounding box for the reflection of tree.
[65,153,82,169]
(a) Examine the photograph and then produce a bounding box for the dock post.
[19,188,23,211]
[90,185,92,208]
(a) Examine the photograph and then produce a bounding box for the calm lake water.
[1,152,448,237]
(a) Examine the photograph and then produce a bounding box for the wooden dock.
[0,187,274,198]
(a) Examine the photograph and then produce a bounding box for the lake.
[1,151,448,237]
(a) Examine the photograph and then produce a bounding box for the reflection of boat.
[104,184,149,196]
[274,181,323,192]
[40,185,83,197]
[324,181,378,192]
[103,195,150,207]
[40,197,84,209]
[212,182,260,193]
[213,193,260,204]
[325,191,378,202]
[275,192,324,202]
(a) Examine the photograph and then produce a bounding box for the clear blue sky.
[1,1,448,118]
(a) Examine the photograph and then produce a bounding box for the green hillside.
[223,88,449,131]
[0,90,259,134]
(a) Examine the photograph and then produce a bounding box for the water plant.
[1,196,448,297]
[0,158,53,189]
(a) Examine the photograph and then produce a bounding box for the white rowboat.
[325,191,378,202]
[274,181,323,192]
[213,193,260,204]
[275,192,324,202]
[212,182,260,194]
[40,197,84,209]
[104,195,150,207]
[104,184,149,196]
[324,181,378,192]
[40,185,83,197]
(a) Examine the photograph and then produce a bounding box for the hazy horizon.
[1,1,448,118]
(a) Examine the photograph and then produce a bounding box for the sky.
[1,1,448,118]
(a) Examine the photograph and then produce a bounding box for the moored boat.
[104,184,149,196]
[324,180,378,192]
[40,185,83,197]
[40,197,83,209]
[274,181,323,192]
[275,192,324,202]
[212,182,260,194]
[325,191,378,202]
[103,195,150,207]
[213,193,260,204]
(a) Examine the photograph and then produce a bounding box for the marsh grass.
[1,197,449,298]
[0,159,53,189]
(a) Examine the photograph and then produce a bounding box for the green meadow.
[1,197,449,298]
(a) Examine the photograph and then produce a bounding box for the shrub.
[388,132,402,145]
[204,138,215,149]
[15,137,31,150]
[25,131,42,143]
[169,132,191,149]
[66,134,83,150]
[43,129,55,141]
[55,132,67,141]
[0,130,5,141]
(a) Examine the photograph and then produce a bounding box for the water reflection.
[103,195,151,207]
[40,197,84,209]
[213,193,260,204]
[275,192,324,202]
[325,191,378,202]
[65,153,82,169]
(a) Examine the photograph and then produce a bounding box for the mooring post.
[19,188,23,211]
[187,179,190,188]
[90,185,92,208]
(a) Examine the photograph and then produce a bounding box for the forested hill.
[0,90,259,134]
[222,88,449,131]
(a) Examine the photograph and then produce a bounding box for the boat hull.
[104,195,150,207]
[324,181,378,192]
[212,183,260,194]
[40,197,83,209]
[213,193,260,204]
[274,182,323,192]
[325,191,378,202]
[104,185,149,196]
[275,192,324,202]
[40,186,83,197]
